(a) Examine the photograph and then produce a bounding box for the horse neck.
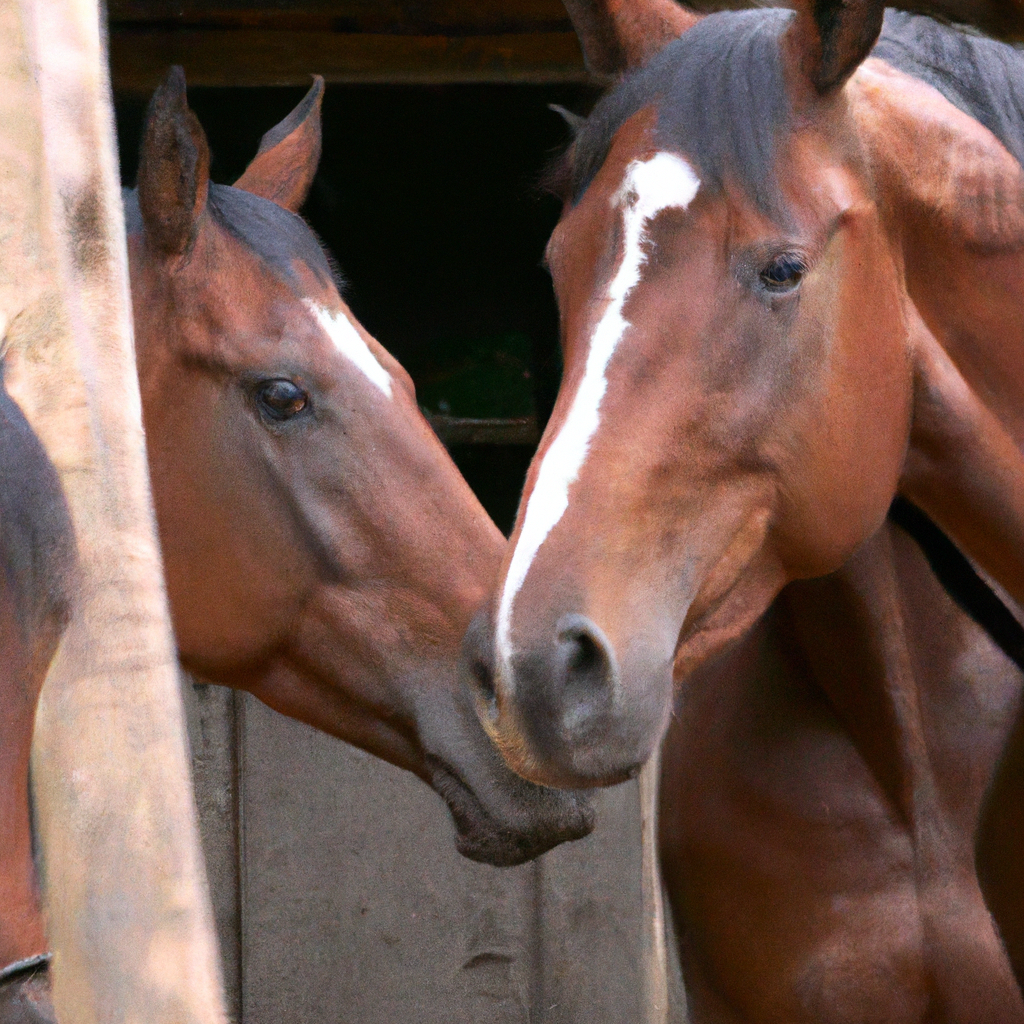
[846,63,1024,610]
[853,61,1024,442]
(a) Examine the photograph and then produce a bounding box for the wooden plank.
[428,415,540,447]
[182,680,243,1023]
[107,0,572,33]
[236,694,647,1022]
[109,29,587,89]
[2,0,227,1019]
[107,0,1024,44]
[535,781,646,1023]
[237,696,534,1023]
[640,753,668,1024]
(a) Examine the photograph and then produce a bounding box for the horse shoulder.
[850,59,1024,252]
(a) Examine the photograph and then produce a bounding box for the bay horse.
[657,516,1024,1022]
[0,68,592,1022]
[460,0,1024,1019]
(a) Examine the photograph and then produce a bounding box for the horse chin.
[426,757,595,867]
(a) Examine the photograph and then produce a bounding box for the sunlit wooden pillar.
[0,1,227,1020]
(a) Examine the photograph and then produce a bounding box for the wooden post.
[640,750,668,1024]
[0,1,227,1021]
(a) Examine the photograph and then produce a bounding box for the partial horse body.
[462,0,1024,1020]
[0,384,74,1024]
[1,68,592,1019]
[659,518,1024,1022]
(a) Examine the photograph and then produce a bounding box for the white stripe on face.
[495,152,701,667]
[306,300,393,398]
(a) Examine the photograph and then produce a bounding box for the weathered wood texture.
[110,30,588,88]
[104,0,758,88]
[184,680,683,1022]
[429,415,541,446]
[106,0,1024,89]
[0,0,226,1020]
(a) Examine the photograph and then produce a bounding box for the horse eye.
[255,379,309,422]
[759,254,806,292]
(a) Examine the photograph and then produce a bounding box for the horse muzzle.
[412,656,595,867]
[426,755,594,866]
[463,608,673,790]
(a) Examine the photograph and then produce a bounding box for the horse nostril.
[472,657,497,712]
[462,608,499,720]
[555,614,618,733]
[565,629,603,680]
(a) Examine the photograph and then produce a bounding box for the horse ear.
[787,0,886,94]
[234,77,324,212]
[562,0,700,78]
[136,66,210,255]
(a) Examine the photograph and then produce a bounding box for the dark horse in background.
[0,69,591,1023]
[464,0,1024,1019]
[0,384,75,1024]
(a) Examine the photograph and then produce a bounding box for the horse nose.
[555,613,619,739]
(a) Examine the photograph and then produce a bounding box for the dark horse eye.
[255,379,309,422]
[759,254,806,293]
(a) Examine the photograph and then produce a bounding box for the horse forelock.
[559,8,793,221]
[207,184,341,292]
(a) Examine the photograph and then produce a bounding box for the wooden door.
[184,678,688,1022]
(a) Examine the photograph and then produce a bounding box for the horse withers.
[1,68,592,1021]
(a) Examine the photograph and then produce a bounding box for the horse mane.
[551,7,1024,217]
[122,184,343,292]
[557,8,792,218]
[873,11,1024,172]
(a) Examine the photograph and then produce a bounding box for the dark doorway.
[115,82,598,533]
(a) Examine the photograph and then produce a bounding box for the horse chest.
[659,553,1023,1024]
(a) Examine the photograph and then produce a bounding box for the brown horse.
[459,0,1024,1018]
[0,68,592,1020]
[135,70,588,861]
[466,0,1024,794]
[658,515,1024,1022]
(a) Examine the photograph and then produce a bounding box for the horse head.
[126,68,593,865]
[465,0,917,788]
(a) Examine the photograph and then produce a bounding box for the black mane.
[122,184,340,291]
[560,8,1024,217]
[565,8,792,216]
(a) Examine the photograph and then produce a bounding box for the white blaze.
[306,300,393,398]
[495,152,701,665]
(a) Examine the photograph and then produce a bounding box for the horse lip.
[424,755,594,867]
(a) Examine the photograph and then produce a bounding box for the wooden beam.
[107,0,572,34]
[427,415,541,446]
[109,29,587,89]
